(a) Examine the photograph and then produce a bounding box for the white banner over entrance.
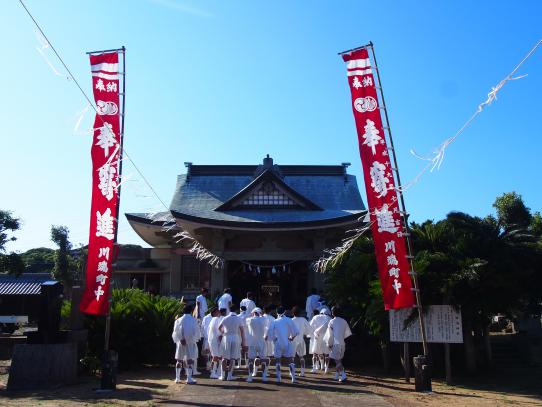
[390,305,463,343]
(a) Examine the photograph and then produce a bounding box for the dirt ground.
[1,359,541,407]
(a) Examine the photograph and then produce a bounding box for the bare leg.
[299,356,305,376]
[175,360,182,383]
[246,358,254,382]
[186,358,197,384]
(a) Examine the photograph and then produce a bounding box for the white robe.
[309,314,331,354]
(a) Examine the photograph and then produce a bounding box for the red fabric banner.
[80,52,121,315]
[342,48,415,310]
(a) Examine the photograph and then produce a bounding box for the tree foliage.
[51,225,74,287]
[20,247,55,273]
[0,210,20,252]
[0,210,23,275]
[323,192,542,371]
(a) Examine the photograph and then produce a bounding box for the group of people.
[172,288,352,385]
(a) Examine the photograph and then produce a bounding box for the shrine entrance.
[226,260,309,309]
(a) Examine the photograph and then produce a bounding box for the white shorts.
[175,342,198,361]
[265,340,275,358]
[248,340,266,359]
[208,337,222,358]
[309,337,329,355]
[293,339,306,357]
[221,335,241,360]
[330,344,345,360]
[274,341,295,359]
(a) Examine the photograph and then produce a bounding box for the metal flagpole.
[339,42,432,390]
[100,46,126,391]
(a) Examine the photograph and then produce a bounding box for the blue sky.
[2,0,541,252]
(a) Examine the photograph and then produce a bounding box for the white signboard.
[389,305,463,343]
[0,315,28,324]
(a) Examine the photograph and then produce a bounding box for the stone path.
[163,368,393,407]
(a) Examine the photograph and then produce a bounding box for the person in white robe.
[195,288,209,320]
[325,306,352,382]
[217,288,233,314]
[245,307,268,382]
[305,288,320,319]
[266,306,299,383]
[172,304,199,384]
[201,307,217,370]
[237,305,250,367]
[207,308,224,379]
[309,307,332,373]
[240,291,256,315]
[291,306,313,377]
[218,308,247,381]
[262,304,276,371]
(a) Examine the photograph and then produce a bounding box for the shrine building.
[119,155,365,307]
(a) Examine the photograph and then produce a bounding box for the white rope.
[399,39,542,193]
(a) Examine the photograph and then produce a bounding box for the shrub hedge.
[85,289,184,368]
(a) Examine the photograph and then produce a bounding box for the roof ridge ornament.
[253,154,284,179]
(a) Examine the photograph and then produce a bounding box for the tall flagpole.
[339,42,432,391]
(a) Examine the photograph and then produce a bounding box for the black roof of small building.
[164,156,365,228]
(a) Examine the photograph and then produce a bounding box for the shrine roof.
[166,158,365,228]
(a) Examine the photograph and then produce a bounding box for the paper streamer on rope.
[35,30,70,80]
[399,39,541,193]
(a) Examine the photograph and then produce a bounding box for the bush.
[86,289,184,368]
[60,299,71,330]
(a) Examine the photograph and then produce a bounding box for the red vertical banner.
[80,52,121,315]
[342,48,415,310]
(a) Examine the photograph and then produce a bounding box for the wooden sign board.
[389,305,463,343]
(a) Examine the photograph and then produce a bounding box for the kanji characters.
[96,274,108,285]
[384,240,396,253]
[95,122,117,157]
[362,119,383,155]
[98,247,110,260]
[387,254,399,266]
[375,204,398,234]
[95,79,105,92]
[352,76,362,90]
[98,163,117,201]
[370,161,390,198]
[95,285,105,301]
[388,267,400,278]
[94,79,117,93]
[96,207,115,240]
[362,76,373,87]
[97,260,108,274]
[392,279,402,294]
[106,82,117,93]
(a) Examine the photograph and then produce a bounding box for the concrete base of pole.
[100,350,118,390]
[413,355,432,392]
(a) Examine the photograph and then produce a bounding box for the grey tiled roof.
[0,273,57,295]
[168,170,365,225]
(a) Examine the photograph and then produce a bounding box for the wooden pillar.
[403,342,411,383]
[444,343,452,385]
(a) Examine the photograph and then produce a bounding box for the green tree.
[493,191,532,230]
[51,225,74,287]
[531,211,542,238]
[0,210,24,275]
[20,247,55,273]
[411,204,541,372]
